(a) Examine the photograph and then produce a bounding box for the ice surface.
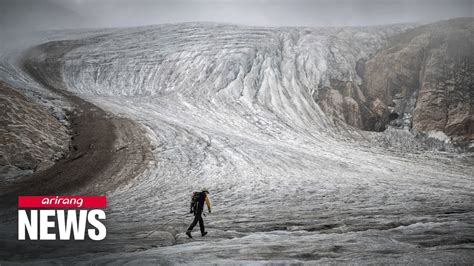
[1,23,473,264]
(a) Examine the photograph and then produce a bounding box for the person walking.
[186,189,211,238]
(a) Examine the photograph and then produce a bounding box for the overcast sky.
[0,0,472,33]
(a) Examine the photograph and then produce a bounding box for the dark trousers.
[187,212,205,234]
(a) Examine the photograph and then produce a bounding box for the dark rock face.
[365,18,473,140]
[319,18,473,142]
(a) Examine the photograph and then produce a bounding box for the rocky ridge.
[318,18,473,147]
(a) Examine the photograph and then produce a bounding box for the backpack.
[190,192,202,213]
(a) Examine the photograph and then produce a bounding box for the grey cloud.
[1,0,472,32]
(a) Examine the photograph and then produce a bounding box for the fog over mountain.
[1,0,472,31]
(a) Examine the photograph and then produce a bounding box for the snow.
[427,131,451,143]
[1,23,473,264]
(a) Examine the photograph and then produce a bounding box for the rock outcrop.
[318,18,473,143]
[0,82,70,179]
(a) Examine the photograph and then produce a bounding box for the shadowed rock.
[320,18,473,144]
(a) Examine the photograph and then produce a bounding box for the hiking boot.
[186,231,192,238]
[201,231,208,237]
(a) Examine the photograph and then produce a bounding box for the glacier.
[0,22,473,264]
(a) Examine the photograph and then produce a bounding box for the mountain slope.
[0,82,69,179]
[364,18,473,140]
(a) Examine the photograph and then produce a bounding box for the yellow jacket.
[204,194,212,212]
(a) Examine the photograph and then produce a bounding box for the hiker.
[186,189,211,238]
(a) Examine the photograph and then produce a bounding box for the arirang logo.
[18,196,107,241]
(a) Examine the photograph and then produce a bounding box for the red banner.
[18,196,106,208]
